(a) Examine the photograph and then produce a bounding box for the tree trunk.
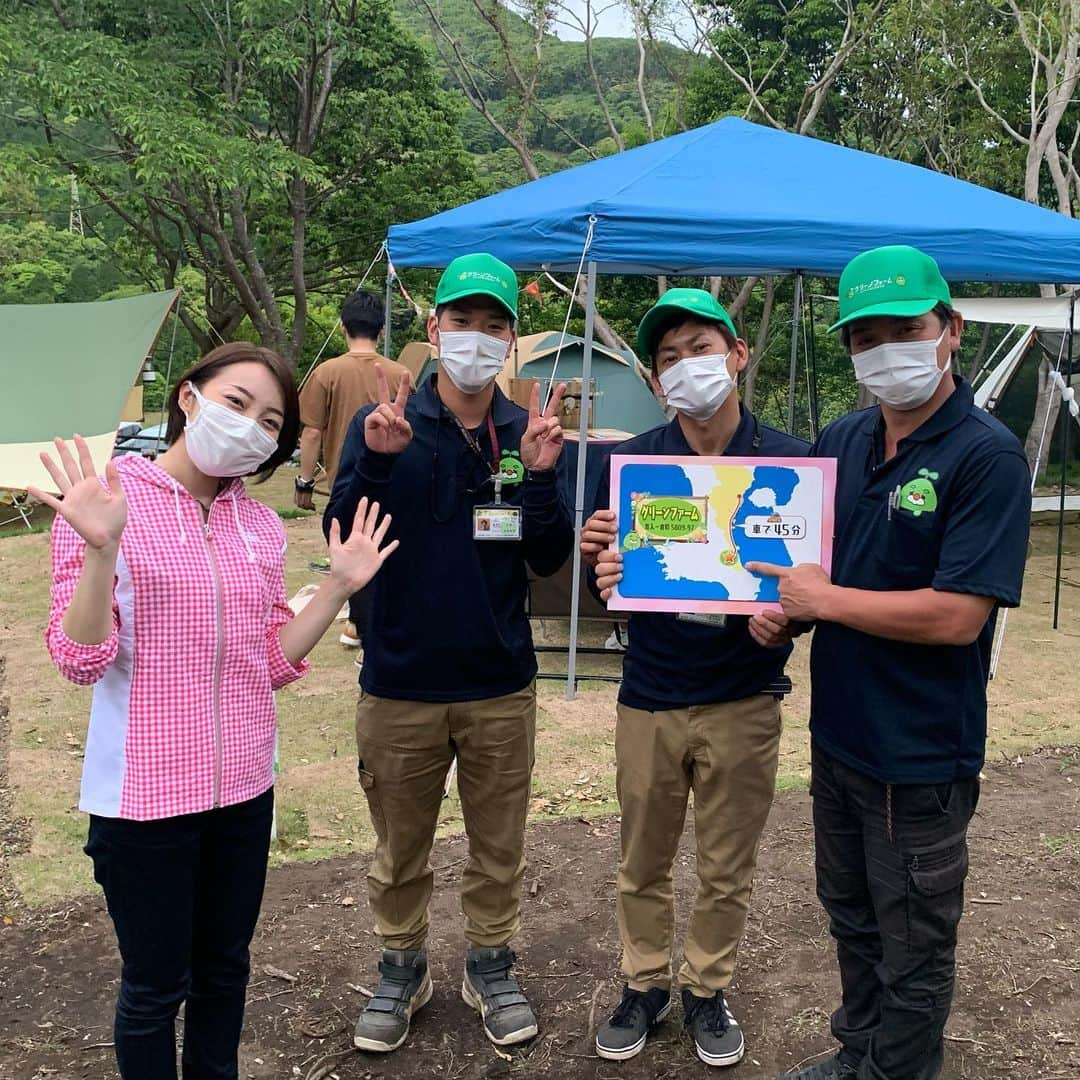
[1025,351,1065,479]
[742,278,775,411]
[966,283,1000,379]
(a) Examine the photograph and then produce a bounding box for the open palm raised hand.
[363,364,412,455]
[327,497,399,594]
[28,436,127,551]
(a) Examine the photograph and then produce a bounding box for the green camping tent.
[0,290,178,492]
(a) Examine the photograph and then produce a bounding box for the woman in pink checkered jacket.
[32,343,398,1080]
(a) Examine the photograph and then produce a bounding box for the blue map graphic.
[618,463,802,603]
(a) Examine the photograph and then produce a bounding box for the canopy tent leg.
[384,265,394,358]
[566,260,598,701]
[1053,296,1075,629]
[787,272,803,434]
[807,286,820,439]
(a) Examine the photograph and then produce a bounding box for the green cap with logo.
[435,252,518,320]
[830,245,952,332]
[636,288,739,361]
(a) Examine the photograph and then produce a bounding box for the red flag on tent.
[524,280,543,303]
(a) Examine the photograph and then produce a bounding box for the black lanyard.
[430,408,501,524]
[446,408,500,476]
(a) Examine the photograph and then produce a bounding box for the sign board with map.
[608,455,837,615]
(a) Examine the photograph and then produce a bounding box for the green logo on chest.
[497,450,525,485]
[899,469,940,517]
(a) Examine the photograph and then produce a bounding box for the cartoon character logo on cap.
[899,468,939,517]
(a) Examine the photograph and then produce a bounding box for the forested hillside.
[2,0,1078,455]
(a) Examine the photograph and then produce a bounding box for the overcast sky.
[550,0,636,40]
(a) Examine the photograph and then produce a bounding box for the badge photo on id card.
[474,504,522,541]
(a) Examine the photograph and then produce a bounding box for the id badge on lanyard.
[474,476,522,540]
[452,410,522,542]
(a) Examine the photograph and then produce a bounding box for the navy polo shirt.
[588,407,810,711]
[324,376,573,703]
[809,379,1031,784]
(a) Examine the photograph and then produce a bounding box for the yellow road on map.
[707,465,753,565]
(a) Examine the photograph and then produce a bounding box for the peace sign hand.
[364,364,412,455]
[327,497,399,594]
[28,436,128,551]
[520,381,566,473]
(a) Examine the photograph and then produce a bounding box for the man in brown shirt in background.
[296,288,409,648]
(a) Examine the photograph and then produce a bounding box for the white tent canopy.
[953,293,1078,331]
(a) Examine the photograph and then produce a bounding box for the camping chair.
[0,489,37,531]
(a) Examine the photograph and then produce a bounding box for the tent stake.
[567,260,598,701]
[1053,296,1075,629]
[787,272,803,434]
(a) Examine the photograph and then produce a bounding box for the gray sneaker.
[595,984,673,1060]
[461,946,538,1046]
[353,949,433,1052]
[774,1055,858,1079]
[682,989,744,1067]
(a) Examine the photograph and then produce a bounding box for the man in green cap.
[579,288,809,1067]
[325,252,572,1053]
[748,246,1031,1079]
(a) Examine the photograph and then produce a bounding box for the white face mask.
[852,329,949,411]
[182,382,280,477]
[658,353,736,422]
[438,331,510,394]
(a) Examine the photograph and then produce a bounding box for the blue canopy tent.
[388,116,1080,281]
[386,116,1080,695]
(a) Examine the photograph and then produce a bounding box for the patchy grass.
[2,469,1078,905]
[1040,831,1080,856]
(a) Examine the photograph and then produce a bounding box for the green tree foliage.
[2,0,477,365]
[0,221,124,302]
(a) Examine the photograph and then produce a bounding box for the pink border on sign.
[607,454,837,615]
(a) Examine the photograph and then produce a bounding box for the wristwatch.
[295,476,316,492]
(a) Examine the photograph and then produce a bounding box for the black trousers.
[810,743,978,1080]
[85,788,274,1080]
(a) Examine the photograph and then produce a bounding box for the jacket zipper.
[202,507,226,808]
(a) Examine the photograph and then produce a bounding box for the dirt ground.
[1,748,1077,1080]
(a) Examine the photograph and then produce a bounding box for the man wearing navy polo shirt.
[581,289,808,1068]
[750,246,1031,1080]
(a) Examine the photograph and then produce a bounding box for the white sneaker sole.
[695,1030,745,1067]
[461,976,538,1046]
[353,972,433,1052]
[595,999,672,1061]
[339,635,361,647]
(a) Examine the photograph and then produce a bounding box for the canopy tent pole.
[1053,295,1075,629]
[383,262,394,358]
[787,272,803,434]
[807,286,820,439]
[566,260,598,701]
[991,304,1075,676]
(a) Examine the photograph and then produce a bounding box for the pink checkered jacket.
[46,454,309,821]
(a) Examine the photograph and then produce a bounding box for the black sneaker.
[682,989,744,1067]
[353,949,433,1052]
[461,946,538,1046]
[595,984,673,1061]
[775,1055,858,1079]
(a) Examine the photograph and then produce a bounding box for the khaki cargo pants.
[355,683,536,951]
[616,693,782,997]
